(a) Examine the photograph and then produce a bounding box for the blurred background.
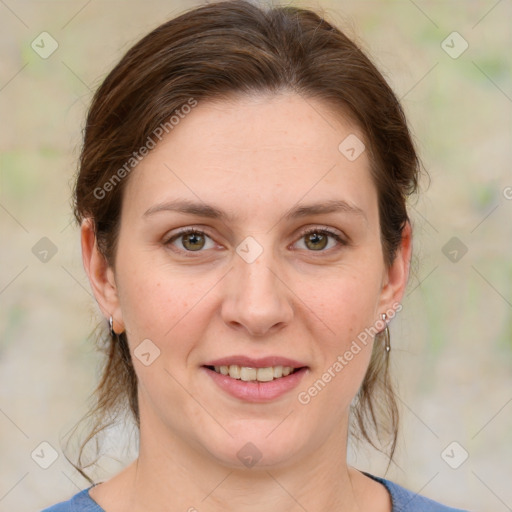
[1,0,511,510]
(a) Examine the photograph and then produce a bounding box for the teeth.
[240,366,257,381]
[256,367,274,382]
[213,364,297,382]
[228,365,241,379]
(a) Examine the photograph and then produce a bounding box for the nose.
[220,247,294,338]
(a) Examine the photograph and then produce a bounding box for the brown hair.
[69,0,422,482]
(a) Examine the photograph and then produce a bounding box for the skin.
[82,92,411,512]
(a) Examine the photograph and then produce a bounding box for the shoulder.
[362,472,471,512]
[40,487,104,512]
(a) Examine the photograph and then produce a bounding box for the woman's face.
[92,92,409,469]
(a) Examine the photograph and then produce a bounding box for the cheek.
[295,263,382,401]
[115,259,191,349]
[302,264,383,343]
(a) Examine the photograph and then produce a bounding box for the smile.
[202,364,308,402]
[205,364,301,382]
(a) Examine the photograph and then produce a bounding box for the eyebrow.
[143,198,367,223]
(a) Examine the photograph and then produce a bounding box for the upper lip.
[203,355,307,369]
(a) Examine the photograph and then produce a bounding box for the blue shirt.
[40,472,470,511]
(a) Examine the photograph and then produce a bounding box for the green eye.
[165,226,346,256]
[296,228,346,252]
[180,231,207,251]
[166,228,214,252]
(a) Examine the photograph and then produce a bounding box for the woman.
[42,1,470,510]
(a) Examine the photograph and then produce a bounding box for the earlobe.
[80,218,124,331]
[379,221,413,314]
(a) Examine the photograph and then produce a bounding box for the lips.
[201,355,309,402]
[203,355,307,369]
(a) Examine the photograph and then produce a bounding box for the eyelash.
[164,226,347,256]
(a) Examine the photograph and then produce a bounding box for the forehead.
[123,92,377,224]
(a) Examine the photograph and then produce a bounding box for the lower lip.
[202,366,308,403]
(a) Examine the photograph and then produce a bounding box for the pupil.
[185,233,204,250]
[307,232,327,250]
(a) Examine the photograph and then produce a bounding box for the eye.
[165,228,216,252]
[294,227,346,252]
[165,226,347,255]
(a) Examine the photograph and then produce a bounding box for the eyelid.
[163,226,217,247]
[293,226,348,250]
[164,225,348,254]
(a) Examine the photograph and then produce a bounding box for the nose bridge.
[238,250,278,301]
[222,236,293,335]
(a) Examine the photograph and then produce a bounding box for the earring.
[109,315,116,337]
[382,313,391,353]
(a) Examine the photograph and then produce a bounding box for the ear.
[81,218,124,334]
[377,220,412,317]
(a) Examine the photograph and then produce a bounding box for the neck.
[114,418,364,512]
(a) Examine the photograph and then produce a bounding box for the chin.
[201,424,310,471]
